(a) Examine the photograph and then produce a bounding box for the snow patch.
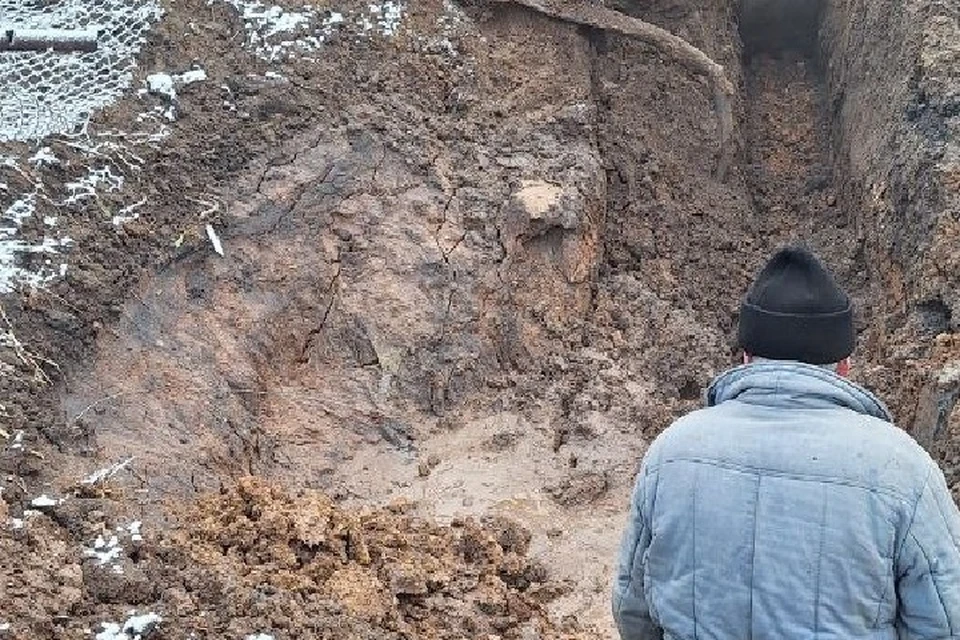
[82,458,134,484]
[30,494,63,508]
[4,193,37,226]
[84,534,123,566]
[246,634,275,640]
[145,73,176,100]
[29,147,59,168]
[179,68,208,85]
[63,166,125,206]
[144,68,208,103]
[94,612,162,640]
[366,0,404,36]
[217,0,406,60]
[112,200,147,227]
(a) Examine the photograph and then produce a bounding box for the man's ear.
[836,357,851,377]
[743,352,752,365]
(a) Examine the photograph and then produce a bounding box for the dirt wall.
[821,0,960,480]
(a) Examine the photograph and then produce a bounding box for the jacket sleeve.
[612,460,662,640]
[896,464,960,639]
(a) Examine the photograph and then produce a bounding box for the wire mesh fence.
[0,0,163,295]
[0,0,162,143]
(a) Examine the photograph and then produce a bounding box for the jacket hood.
[705,361,893,422]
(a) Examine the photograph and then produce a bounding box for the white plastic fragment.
[206,223,224,256]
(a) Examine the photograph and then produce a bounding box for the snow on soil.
[82,457,134,485]
[217,0,407,60]
[142,67,209,120]
[84,534,123,566]
[29,494,63,508]
[94,612,162,640]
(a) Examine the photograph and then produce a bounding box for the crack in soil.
[297,262,343,365]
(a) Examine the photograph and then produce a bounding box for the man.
[612,246,960,640]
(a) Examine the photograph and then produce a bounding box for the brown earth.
[3,477,587,638]
[2,0,960,637]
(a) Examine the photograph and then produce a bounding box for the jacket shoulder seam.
[649,456,913,502]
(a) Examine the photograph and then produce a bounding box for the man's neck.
[749,356,840,374]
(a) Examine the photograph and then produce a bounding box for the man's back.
[613,362,960,640]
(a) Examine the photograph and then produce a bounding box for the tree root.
[492,0,737,179]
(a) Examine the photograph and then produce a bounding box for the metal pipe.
[0,28,100,53]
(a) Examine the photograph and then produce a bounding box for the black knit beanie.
[738,246,855,365]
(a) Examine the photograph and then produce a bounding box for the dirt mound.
[2,478,587,639]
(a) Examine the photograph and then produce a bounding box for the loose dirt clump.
[545,471,609,507]
[2,478,587,639]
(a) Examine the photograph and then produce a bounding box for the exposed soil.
[2,0,960,637]
[3,477,588,639]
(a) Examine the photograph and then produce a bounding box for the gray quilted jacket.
[613,361,960,640]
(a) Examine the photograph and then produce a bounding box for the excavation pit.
[1,0,959,637]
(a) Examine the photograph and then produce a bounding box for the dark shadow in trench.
[739,0,825,61]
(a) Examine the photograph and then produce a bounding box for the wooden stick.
[492,0,736,178]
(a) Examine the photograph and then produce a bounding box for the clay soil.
[2,0,960,638]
